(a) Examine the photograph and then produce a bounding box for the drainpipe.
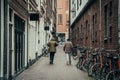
[99,0,102,68]
[118,0,120,70]
[99,0,102,50]
[118,0,120,47]
[27,0,29,68]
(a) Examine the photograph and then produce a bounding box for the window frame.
[104,4,109,39]
[58,14,63,25]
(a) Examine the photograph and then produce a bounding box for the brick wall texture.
[71,0,119,50]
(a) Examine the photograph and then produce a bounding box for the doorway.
[14,14,25,74]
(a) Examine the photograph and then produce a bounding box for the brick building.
[70,0,120,50]
[57,0,69,42]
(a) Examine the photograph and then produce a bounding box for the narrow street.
[16,45,92,80]
[1,0,120,79]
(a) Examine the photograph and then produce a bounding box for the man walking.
[47,37,58,64]
[63,39,73,65]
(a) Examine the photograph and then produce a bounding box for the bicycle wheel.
[88,61,94,77]
[91,63,101,80]
[78,58,84,70]
[82,60,89,72]
[106,70,120,80]
[76,58,83,69]
[100,65,110,80]
[76,60,80,68]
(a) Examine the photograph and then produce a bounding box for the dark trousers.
[50,52,55,63]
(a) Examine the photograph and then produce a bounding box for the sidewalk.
[16,45,92,80]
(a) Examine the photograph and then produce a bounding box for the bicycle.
[87,48,99,77]
[100,52,112,80]
[42,45,49,57]
[105,53,120,80]
[76,46,87,71]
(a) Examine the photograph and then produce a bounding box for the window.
[71,1,76,18]
[72,11,76,18]
[72,0,74,4]
[92,15,95,42]
[9,8,13,22]
[80,0,82,5]
[77,0,79,10]
[77,0,82,9]
[58,14,62,25]
[77,27,79,41]
[109,26,112,42]
[86,20,88,39]
[80,24,83,40]
[81,24,83,33]
[95,31,97,42]
[109,1,112,16]
[104,4,109,39]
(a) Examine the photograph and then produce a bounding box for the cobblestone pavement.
[16,45,92,80]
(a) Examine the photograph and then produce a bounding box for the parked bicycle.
[105,53,120,80]
[75,46,120,80]
[76,46,87,71]
[42,45,49,57]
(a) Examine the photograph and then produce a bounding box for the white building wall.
[28,0,43,61]
[39,18,46,51]
[35,0,47,56]
[28,23,36,60]
[70,0,88,26]
[49,19,53,40]
[37,0,48,58]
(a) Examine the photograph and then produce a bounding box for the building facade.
[40,0,57,43]
[57,0,69,42]
[0,0,57,79]
[28,0,40,68]
[51,0,57,38]
[3,0,30,79]
[70,0,119,50]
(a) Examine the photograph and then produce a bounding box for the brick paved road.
[16,45,92,80]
